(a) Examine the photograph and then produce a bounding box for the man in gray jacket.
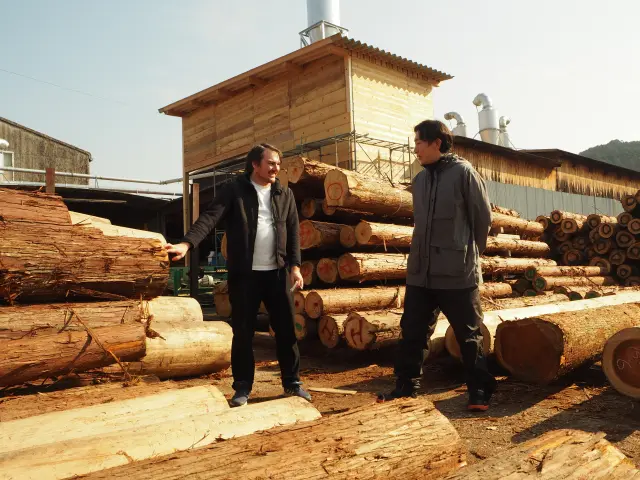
[378,120,497,411]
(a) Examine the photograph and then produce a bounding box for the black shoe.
[230,389,250,407]
[467,389,489,412]
[284,385,312,402]
[377,386,418,402]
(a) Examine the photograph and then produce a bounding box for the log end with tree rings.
[572,236,588,250]
[343,312,375,350]
[284,155,305,183]
[533,276,549,292]
[294,314,316,341]
[300,198,319,219]
[354,221,373,245]
[598,222,616,239]
[629,219,640,236]
[444,323,492,361]
[339,225,357,248]
[324,169,349,207]
[627,243,640,261]
[304,291,323,319]
[300,261,316,286]
[299,220,320,250]
[276,169,288,190]
[536,215,550,230]
[589,257,611,271]
[550,210,564,224]
[317,258,338,284]
[618,212,633,227]
[563,250,583,266]
[293,291,306,314]
[524,266,538,281]
[617,264,635,280]
[553,229,571,242]
[603,327,640,399]
[561,218,579,234]
[616,230,636,249]
[594,239,613,255]
[588,228,600,244]
[337,253,360,280]
[568,290,585,301]
[622,194,638,213]
[557,241,573,255]
[587,214,602,230]
[318,315,345,349]
[609,249,626,266]
[625,277,640,287]
[321,198,336,216]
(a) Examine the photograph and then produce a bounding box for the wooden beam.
[284,60,304,75]
[326,45,348,57]
[248,75,268,88]
[45,167,55,194]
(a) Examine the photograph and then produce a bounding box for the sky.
[1,0,639,192]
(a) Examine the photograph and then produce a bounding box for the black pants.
[395,285,495,392]
[228,269,300,392]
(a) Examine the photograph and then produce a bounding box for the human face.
[251,149,281,186]
[414,131,442,166]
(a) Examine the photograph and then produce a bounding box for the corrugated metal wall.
[486,181,623,220]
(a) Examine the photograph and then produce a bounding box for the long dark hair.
[244,143,282,174]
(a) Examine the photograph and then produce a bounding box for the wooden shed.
[0,117,91,185]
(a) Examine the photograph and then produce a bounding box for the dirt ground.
[2,332,640,467]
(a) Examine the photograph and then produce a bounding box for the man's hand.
[290,266,304,292]
[165,242,191,261]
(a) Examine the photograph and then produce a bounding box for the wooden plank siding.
[557,163,639,200]
[182,55,351,173]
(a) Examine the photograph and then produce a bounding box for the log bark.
[1,397,321,480]
[609,249,627,266]
[339,225,357,248]
[0,188,71,225]
[494,292,640,383]
[484,237,550,257]
[324,168,414,218]
[550,210,587,225]
[337,252,407,282]
[525,265,608,282]
[0,297,203,341]
[533,275,616,292]
[316,258,339,284]
[603,326,640,399]
[299,220,345,250]
[69,211,111,225]
[354,221,413,248]
[589,256,612,271]
[80,399,465,480]
[0,385,229,455]
[0,324,146,387]
[618,211,634,228]
[598,222,619,239]
[491,212,544,237]
[562,249,583,266]
[282,156,334,197]
[299,198,324,219]
[0,220,168,303]
[561,217,586,234]
[300,260,317,286]
[616,229,638,249]
[444,429,639,479]
[492,204,520,217]
[293,290,306,315]
[480,257,556,275]
[479,282,513,298]
[512,278,533,295]
[294,314,317,341]
[587,213,618,230]
[343,309,404,350]
[128,321,232,379]
[321,199,412,225]
[318,313,349,348]
[72,220,166,243]
[536,215,551,230]
[304,285,405,319]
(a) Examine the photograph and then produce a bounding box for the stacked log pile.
[0,189,232,388]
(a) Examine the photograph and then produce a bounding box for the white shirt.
[251,180,278,270]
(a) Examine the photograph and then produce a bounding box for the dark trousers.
[395,285,495,392]
[228,269,300,392]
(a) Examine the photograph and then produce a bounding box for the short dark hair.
[244,143,282,174]
[414,120,453,153]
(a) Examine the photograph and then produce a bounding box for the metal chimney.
[301,0,346,45]
[472,93,500,145]
[498,116,512,149]
[444,112,468,137]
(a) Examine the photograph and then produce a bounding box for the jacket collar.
[239,172,283,194]
[422,153,459,173]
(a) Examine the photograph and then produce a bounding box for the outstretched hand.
[165,242,190,261]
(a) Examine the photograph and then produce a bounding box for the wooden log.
[494,292,640,383]
[625,276,640,287]
[524,265,608,282]
[629,218,640,235]
[535,215,551,230]
[294,314,317,341]
[300,260,317,286]
[491,212,544,237]
[73,219,166,243]
[588,227,600,244]
[618,211,634,228]
[621,193,640,215]
[282,156,334,197]
[589,256,612,271]
[585,245,597,260]
[320,199,412,225]
[354,221,413,248]
[324,168,413,218]
[127,321,231,379]
[480,257,556,275]
[304,285,405,319]
[81,399,465,480]
[69,211,112,225]
[479,282,512,298]
[1,397,321,480]
[617,264,640,280]
[484,237,550,257]
[293,290,306,315]
[512,278,533,295]
[492,204,520,217]
[571,235,589,250]
[0,385,229,455]
[594,237,613,255]
[628,242,640,260]
[562,249,583,266]
[561,217,586,234]
[557,240,573,255]
[337,252,407,282]
[553,228,572,242]
[343,310,404,350]
[0,324,146,387]
[299,198,324,219]
[318,313,349,348]
[0,297,203,341]
[444,429,639,479]
[609,249,627,266]
[616,229,638,249]
[598,222,619,239]
[603,327,640,399]
[587,213,617,230]
[299,220,345,250]
[275,169,288,190]
[533,275,616,292]
[0,220,168,304]
[0,188,71,225]
[550,210,587,225]
[339,225,357,248]
[316,258,339,284]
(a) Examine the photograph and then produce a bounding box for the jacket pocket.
[429,245,467,276]
[407,234,422,274]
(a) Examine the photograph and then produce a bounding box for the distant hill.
[580,140,640,172]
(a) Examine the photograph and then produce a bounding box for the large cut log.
[484,237,550,257]
[598,222,619,239]
[0,324,146,387]
[594,237,613,255]
[300,260,317,286]
[561,217,586,234]
[617,229,638,249]
[324,168,413,217]
[338,252,407,282]
[339,225,357,248]
[321,199,413,225]
[0,297,202,341]
[304,285,405,319]
[318,313,349,348]
[622,193,640,216]
[609,249,627,266]
[494,292,640,383]
[444,429,639,479]
[293,290,306,315]
[572,235,589,250]
[445,294,570,362]
[481,257,556,275]
[626,276,640,287]
[0,188,71,225]
[629,218,640,236]
[125,321,231,379]
[80,399,466,480]
[533,275,616,292]
[72,219,166,243]
[0,385,229,455]
[536,215,551,230]
[343,309,404,350]
[0,397,321,480]
[618,264,640,280]
[69,211,111,225]
[524,265,608,281]
[491,204,519,217]
[0,219,168,303]
[603,326,640,399]
[557,240,573,255]
[553,228,572,242]
[299,220,345,250]
[294,314,317,341]
[299,198,324,219]
[354,221,413,248]
[480,282,513,298]
[587,213,618,230]
[491,212,544,237]
[282,156,334,197]
[618,211,634,228]
[562,249,583,266]
[550,210,587,225]
[628,242,640,260]
[316,257,339,284]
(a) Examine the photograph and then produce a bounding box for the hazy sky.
[1,0,638,190]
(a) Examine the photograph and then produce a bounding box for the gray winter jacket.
[406,154,491,289]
